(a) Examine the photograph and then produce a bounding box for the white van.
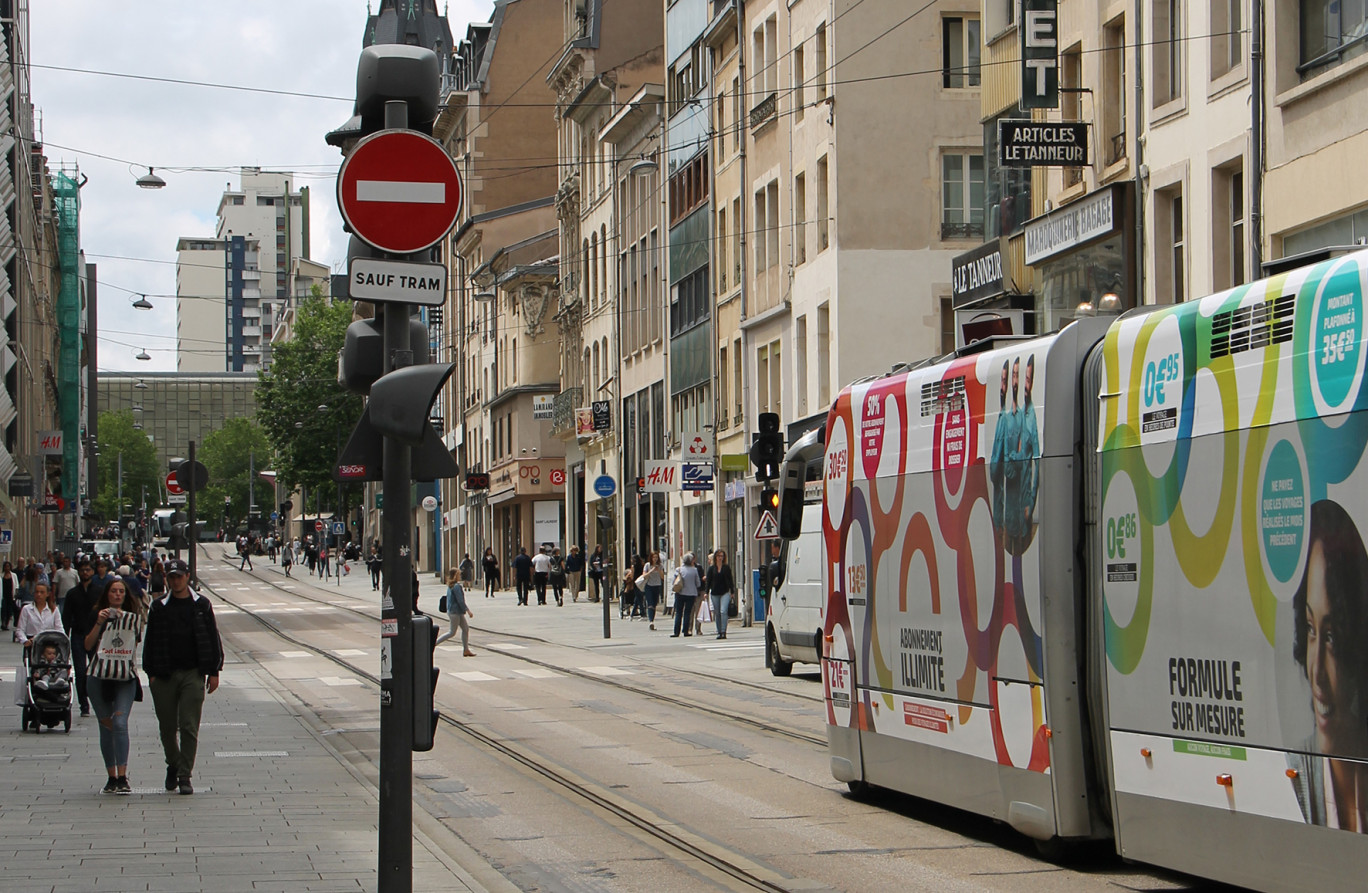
[766,501,824,675]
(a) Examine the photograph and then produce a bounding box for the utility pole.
[116,451,123,531]
[248,450,255,533]
[188,440,199,586]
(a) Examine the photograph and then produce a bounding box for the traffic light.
[411,615,439,752]
[760,487,780,512]
[749,412,784,482]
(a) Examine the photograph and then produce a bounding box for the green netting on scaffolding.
[54,171,80,503]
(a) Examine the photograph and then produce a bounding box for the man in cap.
[142,558,223,795]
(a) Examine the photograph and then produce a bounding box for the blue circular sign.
[593,475,617,498]
[270,512,278,521]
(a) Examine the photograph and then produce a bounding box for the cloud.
[30,0,494,373]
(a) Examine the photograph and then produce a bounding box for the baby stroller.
[21,629,73,733]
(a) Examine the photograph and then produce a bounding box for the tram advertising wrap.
[1101,252,1368,836]
[810,249,1368,891]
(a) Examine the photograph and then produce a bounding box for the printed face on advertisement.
[999,363,1009,407]
[1011,358,1020,406]
[1305,545,1353,753]
[1025,356,1035,401]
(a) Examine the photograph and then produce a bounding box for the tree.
[257,290,363,510]
[199,418,272,533]
[94,410,159,523]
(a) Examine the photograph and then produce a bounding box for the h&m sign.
[1020,0,1059,110]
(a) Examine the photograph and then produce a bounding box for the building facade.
[96,372,259,475]
[176,169,310,373]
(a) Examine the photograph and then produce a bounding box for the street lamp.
[131,294,153,310]
[134,348,152,361]
[135,167,167,189]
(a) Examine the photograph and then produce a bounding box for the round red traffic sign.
[337,130,463,255]
[315,520,324,533]
[165,472,184,496]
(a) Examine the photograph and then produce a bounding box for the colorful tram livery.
[784,250,1368,892]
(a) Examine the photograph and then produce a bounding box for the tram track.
[198,560,803,892]
[211,555,828,747]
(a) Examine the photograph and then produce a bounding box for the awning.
[290,511,335,522]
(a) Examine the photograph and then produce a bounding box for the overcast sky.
[31,1,494,374]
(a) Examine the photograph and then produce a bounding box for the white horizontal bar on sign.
[356,180,446,204]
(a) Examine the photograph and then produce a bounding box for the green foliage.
[94,410,160,521]
[257,290,363,507]
[199,418,272,530]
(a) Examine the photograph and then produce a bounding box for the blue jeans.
[644,584,661,622]
[88,678,138,770]
[712,594,731,636]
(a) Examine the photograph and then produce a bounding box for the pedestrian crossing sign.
[754,510,780,540]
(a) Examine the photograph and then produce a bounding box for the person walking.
[143,558,223,796]
[84,578,144,794]
[705,549,738,639]
[52,554,79,611]
[565,546,584,602]
[669,553,702,638]
[435,568,475,657]
[512,547,532,606]
[549,548,567,607]
[587,545,605,602]
[13,580,62,706]
[459,554,474,585]
[62,561,104,717]
[641,551,665,631]
[482,548,500,598]
[367,546,383,591]
[318,545,332,581]
[237,537,253,571]
[1,560,18,634]
[531,547,552,606]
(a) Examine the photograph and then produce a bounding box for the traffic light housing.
[411,615,439,752]
[761,487,780,512]
[749,412,784,482]
[369,362,457,446]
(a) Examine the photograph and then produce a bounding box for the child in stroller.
[20,630,73,732]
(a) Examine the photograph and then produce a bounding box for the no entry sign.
[165,472,184,496]
[337,129,463,255]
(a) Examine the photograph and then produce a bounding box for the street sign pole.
[377,98,416,893]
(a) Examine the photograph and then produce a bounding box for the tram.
[778,250,1368,891]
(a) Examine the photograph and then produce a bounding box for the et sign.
[1021,0,1059,110]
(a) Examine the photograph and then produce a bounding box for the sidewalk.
[239,552,772,677]
[0,622,479,893]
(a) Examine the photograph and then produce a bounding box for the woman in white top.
[13,581,62,706]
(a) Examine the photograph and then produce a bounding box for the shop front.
[1023,182,1136,332]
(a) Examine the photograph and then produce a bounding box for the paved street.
[0,582,486,893]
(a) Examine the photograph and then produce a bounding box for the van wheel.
[768,629,792,676]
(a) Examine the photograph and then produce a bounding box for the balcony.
[940,220,984,241]
[750,92,777,131]
[1108,131,1126,166]
[551,387,581,437]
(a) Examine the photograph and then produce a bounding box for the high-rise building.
[176,168,310,372]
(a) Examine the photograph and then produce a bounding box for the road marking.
[451,670,498,682]
[319,676,363,687]
[282,607,305,613]
[688,641,765,652]
[216,750,289,758]
[581,666,633,676]
[485,642,527,651]
[238,603,258,608]
[278,651,310,659]
[0,669,12,681]
[356,179,447,204]
[332,649,368,657]
[511,667,561,679]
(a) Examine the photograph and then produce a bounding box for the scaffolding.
[53,169,79,502]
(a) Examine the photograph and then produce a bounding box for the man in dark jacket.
[142,558,223,795]
[511,547,532,606]
[60,561,102,717]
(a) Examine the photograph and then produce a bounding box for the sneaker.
[116,776,132,795]
[649,623,655,630]
[102,777,119,794]
[165,767,178,791]
[80,707,90,717]
[178,777,193,795]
